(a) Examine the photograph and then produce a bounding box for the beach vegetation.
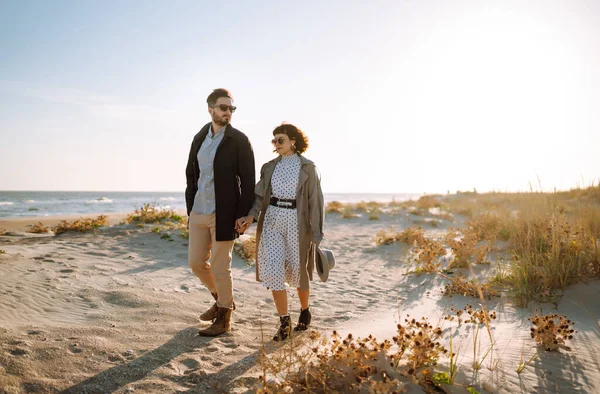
[354,200,368,212]
[325,201,344,214]
[516,344,538,374]
[341,206,359,219]
[408,207,427,216]
[375,227,424,246]
[444,230,491,268]
[53,215,109,234]
[126,203,184,224]
[256,316,451,393]
[440,186,600,306]
[444,305,496,374]
[27,222,51,233]
[415,195,443,210]
[180,228,189,239]
[411,236,446,273]
[441,273,498,300]
[368,206,381,220]
[528,312,576,351]
[160,233,174,241]
[412,218,441,227]
[234,236,256,265]
[0,249,4,254]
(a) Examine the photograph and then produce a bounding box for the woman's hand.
[235,215,254,233]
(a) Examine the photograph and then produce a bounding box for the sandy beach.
[1,204,599,393]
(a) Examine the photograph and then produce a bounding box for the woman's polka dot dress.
[258,154,301,290]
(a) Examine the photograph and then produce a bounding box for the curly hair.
[272,123,309,154]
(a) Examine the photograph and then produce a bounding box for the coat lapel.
[296,155,310,195]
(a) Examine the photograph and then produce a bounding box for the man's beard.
[213,114,230,127]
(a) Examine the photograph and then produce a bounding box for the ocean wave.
[86,197,114,204]
[25,200,35,203]
[159,197,176,201]
[0,202,14,206]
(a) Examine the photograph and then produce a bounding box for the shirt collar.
[208,124,227,139]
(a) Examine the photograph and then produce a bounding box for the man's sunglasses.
[271,137,288,145]
[213,104,237,113]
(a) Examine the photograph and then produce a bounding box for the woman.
[237,123,324,341]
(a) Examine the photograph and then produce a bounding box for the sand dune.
[0,209,599,393]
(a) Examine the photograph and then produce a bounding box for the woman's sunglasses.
[271,137,288,145]
[213,104,237,113]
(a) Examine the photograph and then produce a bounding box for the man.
[185,88,255,336]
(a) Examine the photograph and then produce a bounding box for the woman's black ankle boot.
[273,315,292,341]
[293,307,311,332]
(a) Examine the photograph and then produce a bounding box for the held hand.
[236,216,254,233]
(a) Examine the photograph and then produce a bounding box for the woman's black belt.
[270,197,297,209]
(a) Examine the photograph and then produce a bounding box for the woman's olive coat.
[248,154,324,290]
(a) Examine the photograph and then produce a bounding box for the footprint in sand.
[200,355,211,361]
[59,269,75,273]
[181,358,201,370]
[9,348,28,356]
[212,360,224,367]
[43,259,56,263]
[218,338,239,349]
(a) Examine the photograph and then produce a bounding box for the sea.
[0,191,422,219]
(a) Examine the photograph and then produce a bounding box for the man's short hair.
[207,88,233,107]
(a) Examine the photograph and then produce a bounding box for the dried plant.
[257,330,408,393]
[444,230,491,269]
[368,206,381,220]
[392,315,447,371]
[354,201,368,212]
[415,195,443,210]
[126,203,183,224]
[411,236,446,273]
[342,206,359,219]
[375,227,425,246]
[325,201,344,214]
[508,209,600,306]
[443,305,497,326]
[160,233,174,241]
[467,213,512,242]
[234,236,257,265]
[528,312,576,351]
[53,215,109,234]
[27,222,51,233]
[441,274,498,300]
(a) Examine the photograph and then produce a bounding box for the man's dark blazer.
[185,122,255,241]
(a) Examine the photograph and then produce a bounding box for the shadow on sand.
[61,325,281,394]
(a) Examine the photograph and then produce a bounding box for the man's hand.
[235,215,254,233]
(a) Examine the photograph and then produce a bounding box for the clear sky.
[1,0,598,193]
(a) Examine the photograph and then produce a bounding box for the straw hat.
[316,247,336,282]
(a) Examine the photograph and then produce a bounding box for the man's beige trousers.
[188,212,234,308]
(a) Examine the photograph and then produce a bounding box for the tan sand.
[0,209,599,393]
